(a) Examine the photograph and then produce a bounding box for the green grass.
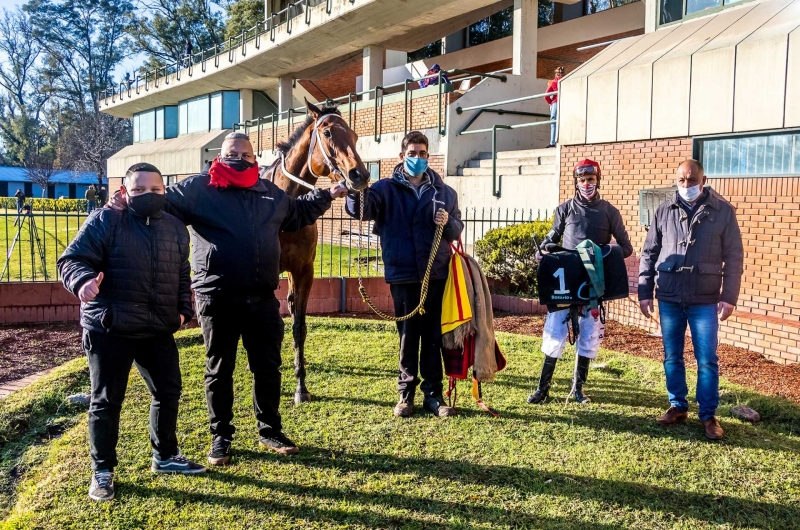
[0,209,87,282]
[2,319,799,529]
[312,243,383,278]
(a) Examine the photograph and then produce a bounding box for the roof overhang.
[100,0,504,118]
[107,130,229,177]
[558,0,800,145]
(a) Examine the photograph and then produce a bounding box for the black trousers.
[389,280,447,400]
[84,330,181,471]
[197,294,284,439]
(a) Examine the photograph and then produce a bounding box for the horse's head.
[306,99,370,191]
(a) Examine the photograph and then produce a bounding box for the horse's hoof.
[294,392,311,404]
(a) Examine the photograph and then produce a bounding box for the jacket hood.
[391,163,445,188]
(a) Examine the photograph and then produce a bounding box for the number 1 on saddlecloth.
[553,268,570,295]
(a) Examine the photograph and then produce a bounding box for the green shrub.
[474,220,551,295]
[0,198,90,212]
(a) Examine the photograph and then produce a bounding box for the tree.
[57,111,131,182]
[0,9,50,165]
[224,0,264,41]
[23,152,57,197]
[23,0,134,114]
[126,0,224,71]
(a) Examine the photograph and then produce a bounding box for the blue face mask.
[404,156,428,177]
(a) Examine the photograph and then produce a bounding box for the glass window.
[133,113,140,143]
[699,132,800,177]
[222,91,240,129]
[686,0,721,14]
[179,102,188,135]
[210,92,222,130]
[136,109,156,142]
[156,107,164,139]
[186,95,210,134]
[367,162,380,181]
[660,0,683,24]
[164,106,178,139]
[253,91,278,118]
[468,7,513,47]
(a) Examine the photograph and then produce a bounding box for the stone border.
[0,367,57,399]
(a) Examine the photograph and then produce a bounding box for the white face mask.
[678,184,702,202]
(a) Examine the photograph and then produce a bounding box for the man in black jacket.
[345,131,463,418]
[639,159,743,440]
[528,159,633,405]
[109,132,347,465]
[58,163,205,503]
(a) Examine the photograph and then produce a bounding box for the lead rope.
[356,189,445,322]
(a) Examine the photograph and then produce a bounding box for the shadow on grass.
[212,446,798,528]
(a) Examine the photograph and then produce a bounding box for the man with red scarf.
[110,132,347,465]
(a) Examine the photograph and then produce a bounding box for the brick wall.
[537,29,644,78]
[247,92,461,155]
[560,140,800,364]
[299,60,364,101]
[0,278,393,325]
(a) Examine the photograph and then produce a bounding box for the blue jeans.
[658,301,719,420]
[549,103,557,146]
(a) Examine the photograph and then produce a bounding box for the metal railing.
[234,67,511,156]
[456,90,558,198]
[2,204,547,282]
[99,0,333,104]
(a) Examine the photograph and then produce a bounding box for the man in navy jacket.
[346,131,463,418]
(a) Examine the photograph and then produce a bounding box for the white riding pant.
[542,308,604,359]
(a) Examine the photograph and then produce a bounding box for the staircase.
[449,147,560,215]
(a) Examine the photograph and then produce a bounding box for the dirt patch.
[494,312,800,405]
[0,323,83,385]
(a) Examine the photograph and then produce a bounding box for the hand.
[718,301,734,321]
[328,182,348,199]
[639,299,654,319]
[106,191,127,210]
[435,209,448,226]
[180,314,185,325]
[78,272,104,303]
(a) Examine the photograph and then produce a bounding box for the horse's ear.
[306,98,322,121]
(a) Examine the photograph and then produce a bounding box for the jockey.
[528,159,633,404]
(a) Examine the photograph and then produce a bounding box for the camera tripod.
[1,209,49,281]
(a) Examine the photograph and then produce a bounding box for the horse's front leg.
[288,267,314,403]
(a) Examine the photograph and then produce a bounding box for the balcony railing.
[99,0,337,105]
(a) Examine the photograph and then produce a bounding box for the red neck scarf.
[208,158,259,189]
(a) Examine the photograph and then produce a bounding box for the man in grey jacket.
[638,159,744,440]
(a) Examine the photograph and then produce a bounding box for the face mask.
[678,184,702,202]
[220,157,256,172]
[577,183,597,200]
[128,192,166,218]
[404,156,428,177]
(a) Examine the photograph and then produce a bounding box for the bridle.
[277,113,348,190]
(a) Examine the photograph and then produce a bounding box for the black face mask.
[128,192,166,218]
[220,157,256,172]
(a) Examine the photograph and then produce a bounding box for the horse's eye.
[323,129,332,138]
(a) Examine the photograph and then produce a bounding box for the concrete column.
[362,46,384,100]
[277,76,293,116]
[239,89,253,123]
[513,0,537,79]
[645,0,658,33]
[265,0,272,17]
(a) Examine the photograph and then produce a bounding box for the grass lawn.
[1,318,799,529]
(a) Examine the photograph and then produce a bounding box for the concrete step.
[457,165,556,177]
[497,148,557,159]
[464,156,556,168]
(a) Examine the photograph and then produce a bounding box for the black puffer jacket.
[58,208,193,338]
[163,173,333,295]
[542,193,633,257]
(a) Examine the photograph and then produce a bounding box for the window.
[697,131,800,177]
[133,109,156,142]
[660,0,748,25]
[164,107,179,139]
[468,7,513,47]
[134,106,179,142]
[366,162,380,181]
[177,91,240,136]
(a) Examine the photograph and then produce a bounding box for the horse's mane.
[276,106,342,155]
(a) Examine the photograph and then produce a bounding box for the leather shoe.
[701,417,724,440]
[656,406,688,425]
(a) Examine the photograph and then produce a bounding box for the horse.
[263,99,370,403]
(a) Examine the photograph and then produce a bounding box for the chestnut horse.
[263,100,369,403]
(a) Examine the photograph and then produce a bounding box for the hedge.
[474,220,552,296]
[0,198,92,212]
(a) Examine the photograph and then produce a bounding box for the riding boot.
[527,356,558,404]
[573,356,592,404]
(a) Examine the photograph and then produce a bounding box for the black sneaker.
[88,469,115,501]
[207,436,232,466]
[423,395,456,417]
[259,432,300,455]
[152,453,208,474]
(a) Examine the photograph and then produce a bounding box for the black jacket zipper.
[148,216,156,328]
